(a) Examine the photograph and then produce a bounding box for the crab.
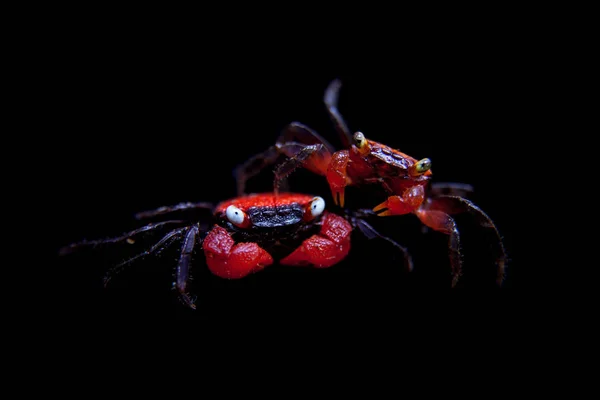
[235,79,507,287]
[59,192,410,309]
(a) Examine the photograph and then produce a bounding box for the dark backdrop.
[48,52,528,319]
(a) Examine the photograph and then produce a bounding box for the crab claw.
[332,189,345,208]
[373,200,392,216]
[326,152,349,208]
[373,194,422,217]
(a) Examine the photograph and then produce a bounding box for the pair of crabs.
[60,80,507,309]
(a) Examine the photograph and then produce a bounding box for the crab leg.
[429,182,474,198]
[323,78,354,149]
[233,122,334,196]
[58,220,187,256]
[135,202,214,220]
[280,213,352,268]
[277,121,336,154]
[233,145,282,196]
[414,207,462,287]
[272,123,335,194]
[175,226,200,309]
[103,226,188,287]
[273,143,329,194]
[351,216,414,272]
[420,195,507,286]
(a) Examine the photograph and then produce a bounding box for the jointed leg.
[274,123,335,180]
[277,122,335,153]
[424,196,507,285]
[103,227,189,286]
[58,220,187,256]
[429,182,474,198]
[350,212,414,272]
[273,144,326,194]
[233,122,334,196]
[233,145,281,196]
[415,208,462,287]
[324,79,354,149]
[135,202,214,220]
[174,226,200,309]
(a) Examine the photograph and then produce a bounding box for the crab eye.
[226,205,248,227]
[353,131,366,148]
[411,158,432,176]
[309,196,325,218]
[353,131,370,155]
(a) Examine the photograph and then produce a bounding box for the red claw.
[326,150,350,207]
[281,212,351,268]
[373,186,426,216]
[203,225,273,279]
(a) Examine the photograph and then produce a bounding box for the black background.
[43,39,536,320]
[13,8,592,389]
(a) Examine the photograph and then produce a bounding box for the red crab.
[204,193,351,279]
[235,79,507,287]
[59,192,407,309]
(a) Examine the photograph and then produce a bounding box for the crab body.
[203,193,352,279]
[326,136,432,214]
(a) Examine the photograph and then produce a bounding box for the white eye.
[226,205,246,227]
[309,196,325,217]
